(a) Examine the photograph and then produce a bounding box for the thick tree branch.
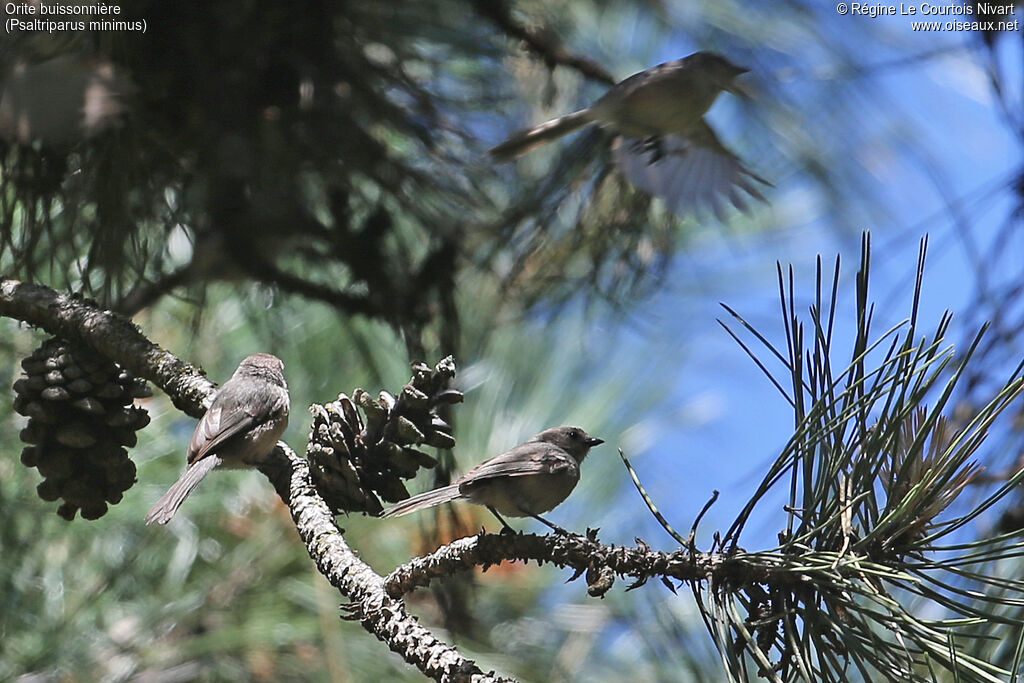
[0,277,211,416]
[259,449,508,683]
[0,277,507,682]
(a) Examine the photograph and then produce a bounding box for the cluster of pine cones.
[12,335,464,522]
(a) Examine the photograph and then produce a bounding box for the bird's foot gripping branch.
[0,278,514,680]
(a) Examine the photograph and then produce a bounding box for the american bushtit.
[145,353,290,525]
[381,426,604,531]
[490,51,768,218]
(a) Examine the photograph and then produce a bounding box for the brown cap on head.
[232,353,287,387]
[533,426,604,460]
[240,353,284,370]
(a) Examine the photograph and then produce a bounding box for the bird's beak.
[586,437,605,447]
[727,78,754,100]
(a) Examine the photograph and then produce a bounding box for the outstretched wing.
[613,121,769,220]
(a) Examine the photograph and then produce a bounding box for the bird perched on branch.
[490,51,769,219]
[145,353,290,525]
[380,426,604,532]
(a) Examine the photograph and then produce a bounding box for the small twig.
[113,263,198,316]
[383,529,720,599]
[618,447,688,545]
[468,0,615,85]
[688,489,721,549]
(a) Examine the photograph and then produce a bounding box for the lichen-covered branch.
[1,277,508,682]
[0,278,212,416]
[259,448,510,683]
[383,529,730,599]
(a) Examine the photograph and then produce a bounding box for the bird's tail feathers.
[489,109,592,160]
[380,484,462,518]
[144,455,221,525]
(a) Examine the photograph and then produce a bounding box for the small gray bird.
[490,51,768,218]
[145,353,290,525]
[381,426,604,531]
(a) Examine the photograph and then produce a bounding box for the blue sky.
[562,13,1024,551]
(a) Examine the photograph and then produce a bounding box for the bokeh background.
[2,1,1023,680]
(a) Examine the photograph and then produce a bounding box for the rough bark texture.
[3,277,737,680]
[0,278,213,416]
[384,529,729,599]
[1,277,509,682]
[259,450,510,683]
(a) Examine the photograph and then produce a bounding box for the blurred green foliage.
[3,0,1023,680]
[0,284,671,680]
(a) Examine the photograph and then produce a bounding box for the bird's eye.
[568,430,580,440]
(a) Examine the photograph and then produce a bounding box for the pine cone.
[307,356,461,514]
[13,337,151,520]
